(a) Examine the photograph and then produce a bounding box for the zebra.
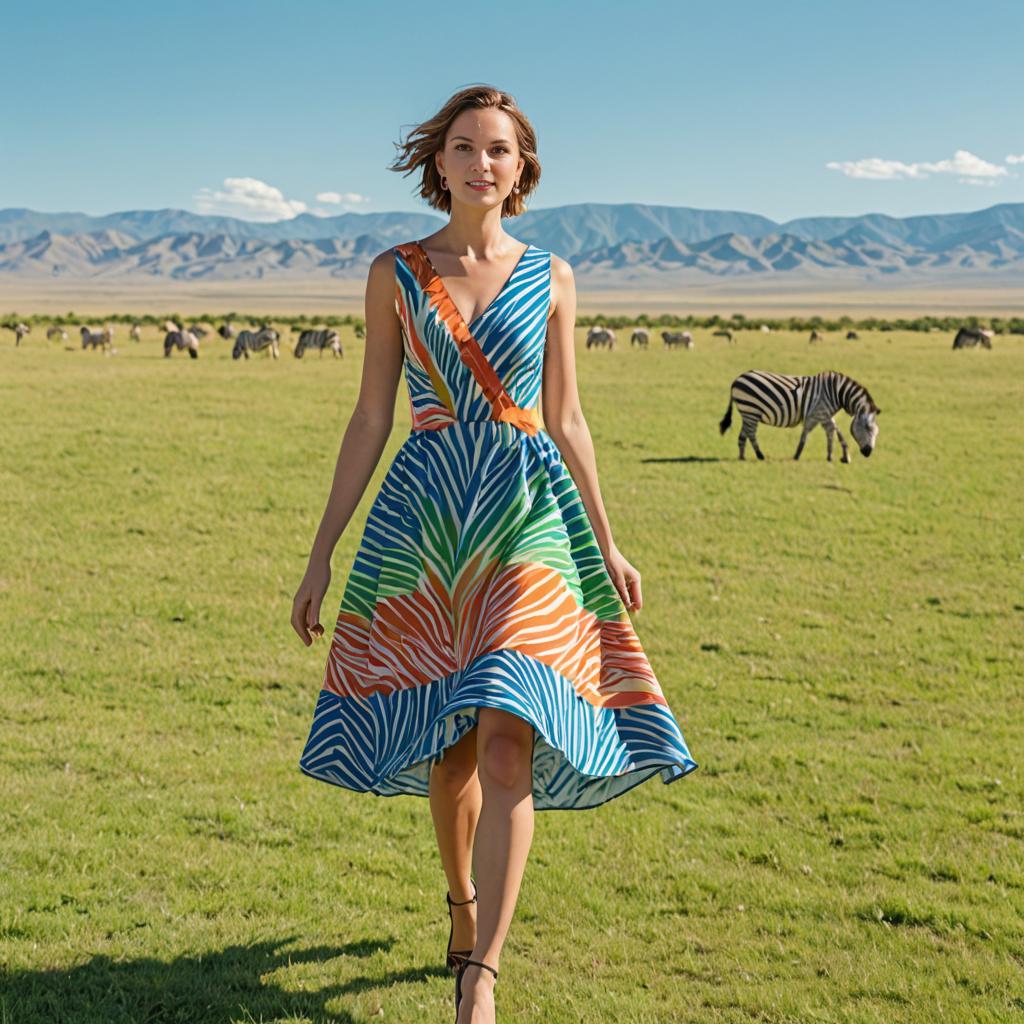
[4,322,30,345]
[846,330,860,340]
[187,323,208,338]
[218,322,236,340]
[719,369,880,463]
[47,325,68,342]
[295,328,342,359]
[630,328,649,348]
[952,327,992,349]
[712,329,734,343]
[80,325,113,350]
[585,326,615,349]
[130,323,142,342]
[164,330,199,358]
[809,330,824,343]
[233,326,280,359]
[661,330,693,349]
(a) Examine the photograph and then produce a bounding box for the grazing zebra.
[846,330,859,340]
[80,325,113,350]
[218,321,236,340]
[719,369,880,463]
[187,323,208,338]
[630,328,649,348]
[4,322,31,345]
[661,330,693,349]
[661,330,691,348]
[130,323,142,342]
[295,328,342,359]
[712,328,734,343]
[47,325,68,342]
[233,327,280,359]
[164,330,199,358]
[809,330,824,343]
[952,327,992,349]
[585,326,615,349]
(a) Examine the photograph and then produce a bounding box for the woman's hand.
[291,558,331,646]
[602,542,643,613]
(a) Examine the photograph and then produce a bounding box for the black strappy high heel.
[454,956,498,1020]
[445,879,478,972]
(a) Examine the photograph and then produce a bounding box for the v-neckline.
[413,239,532,334]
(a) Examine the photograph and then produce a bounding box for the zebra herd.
[586,325,767,349]
[0,318,344,361]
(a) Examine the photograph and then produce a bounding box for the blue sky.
[2,0,1022,223]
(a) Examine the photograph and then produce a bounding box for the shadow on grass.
[1,935,451,1024]
[641,455,725,463]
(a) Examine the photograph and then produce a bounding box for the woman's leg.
[457,707,535,1023]
[429,724,482,955]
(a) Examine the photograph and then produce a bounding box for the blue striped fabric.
[298,240,698,810]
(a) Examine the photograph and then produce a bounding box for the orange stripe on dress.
[396,243,541,436]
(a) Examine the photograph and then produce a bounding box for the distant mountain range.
[1,202,1022,284]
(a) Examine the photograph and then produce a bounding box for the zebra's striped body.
[80,325,113,350]
[295,328,342,359]
[952,327,992,349]
[661,330,693,349]
[630,328,649,348]
[719,369,880,462]
[232,327,279,360]
[163,330,199,358]
[585,326,615,349]
[4,322,30,346]
[47,325,68,342]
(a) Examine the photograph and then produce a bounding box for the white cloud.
[194,177,307,221]
[826,149,1010,184]
[1006,154,1024,165]
[825,157,927,180]
[315,191,371,206]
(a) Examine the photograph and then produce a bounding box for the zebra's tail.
[719,396,733,435]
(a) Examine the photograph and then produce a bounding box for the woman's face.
[438,107,524,209]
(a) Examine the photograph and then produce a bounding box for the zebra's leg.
[831,420,851,463]
[741,416,765,460]
[793,423,813,460]
[748,429,766,460]
[824,421,835,461]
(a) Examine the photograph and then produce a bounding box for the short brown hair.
[389,84,540,218]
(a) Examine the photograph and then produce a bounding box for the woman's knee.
[477,712,533,789]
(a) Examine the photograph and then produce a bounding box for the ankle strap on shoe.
[460,957,498,980]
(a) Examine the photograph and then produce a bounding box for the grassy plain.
[1,324,1022,1023]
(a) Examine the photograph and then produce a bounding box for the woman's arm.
[541,256,643,613]
[291,249,404,645]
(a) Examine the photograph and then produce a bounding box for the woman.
[291,84,698,1024]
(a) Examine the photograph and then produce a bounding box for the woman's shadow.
[2,935,449,1023]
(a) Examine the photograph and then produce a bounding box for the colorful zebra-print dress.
[298,239,698,810]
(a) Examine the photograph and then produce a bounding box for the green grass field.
[1,325,1021,1023]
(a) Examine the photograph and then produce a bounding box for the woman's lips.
[467,182,494,190]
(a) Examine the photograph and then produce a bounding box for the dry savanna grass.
[1,324,1022,1023]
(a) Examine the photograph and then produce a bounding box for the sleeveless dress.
[298,240,698,810]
